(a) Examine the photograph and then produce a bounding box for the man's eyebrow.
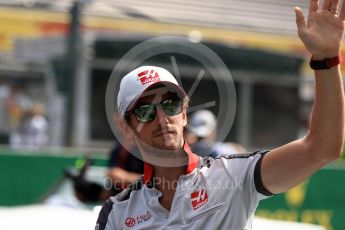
[136,96,155,105]
[136,91,179,105]
[136,101,152,106]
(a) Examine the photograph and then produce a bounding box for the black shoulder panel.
[119,175,144,201]
[95,176,145,229]
[253,152,275,196]
[95,199,114,230]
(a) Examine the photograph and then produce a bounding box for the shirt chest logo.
[136,210,152,224]
[124,217,136,227]
[191,188,208,210]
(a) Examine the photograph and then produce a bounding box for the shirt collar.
[143,142,199,184]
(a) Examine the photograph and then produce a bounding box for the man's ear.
[182,108,187,127]
[115,114,126,132]
[118,117,137,147]
[114,113,132,138]
[125,123,135,138]
[120,118,133,137]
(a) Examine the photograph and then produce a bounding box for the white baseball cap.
[187,110,217,138]
[117,66,186,115]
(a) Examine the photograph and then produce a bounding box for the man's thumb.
[294,7,306,31]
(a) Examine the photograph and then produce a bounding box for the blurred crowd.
[0,82,48,149]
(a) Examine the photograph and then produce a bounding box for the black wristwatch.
[309,56,341,70]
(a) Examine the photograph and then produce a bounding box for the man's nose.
[155,105,168,123]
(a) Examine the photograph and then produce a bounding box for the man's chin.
[149,135,176,147]
[152,137,182,149]
[152,143,180,151]
[140,142,182,157]
[136,137,183,155]
[141,145,188,167]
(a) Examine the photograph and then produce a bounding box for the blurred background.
[0,0,343,229]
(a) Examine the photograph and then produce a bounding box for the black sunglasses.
[128,98,183,123]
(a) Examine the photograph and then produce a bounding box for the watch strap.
[309,56,341,70]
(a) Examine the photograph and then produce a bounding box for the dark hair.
[124,112,132,125]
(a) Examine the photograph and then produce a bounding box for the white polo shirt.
[96,144,272,230]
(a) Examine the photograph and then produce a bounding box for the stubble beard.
[134,135,187,167]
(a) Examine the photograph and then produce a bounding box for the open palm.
[295,0,345,59]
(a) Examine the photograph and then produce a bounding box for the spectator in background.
[107,142,143,195]
[0,82,33,145]
[10,103,49,149]
[6,83,33,131]
[65,137,144,203]
[184,109,246,157]
[62,114,144,204]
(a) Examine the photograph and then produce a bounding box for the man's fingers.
[331,0,341,8]
[295,7,307,32]
[321,0,332,10]
[309,0,320,14]
[338,0,345,19]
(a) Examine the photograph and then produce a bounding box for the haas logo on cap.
[138,69,160,85]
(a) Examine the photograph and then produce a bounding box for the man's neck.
[153,165,187,184]
[153,164,187,211]
[139,142,188,167]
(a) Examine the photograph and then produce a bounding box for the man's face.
[128,87,187,152]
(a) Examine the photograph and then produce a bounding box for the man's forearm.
[306,65,345,162]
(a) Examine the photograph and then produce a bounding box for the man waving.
[96,0,344,229]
